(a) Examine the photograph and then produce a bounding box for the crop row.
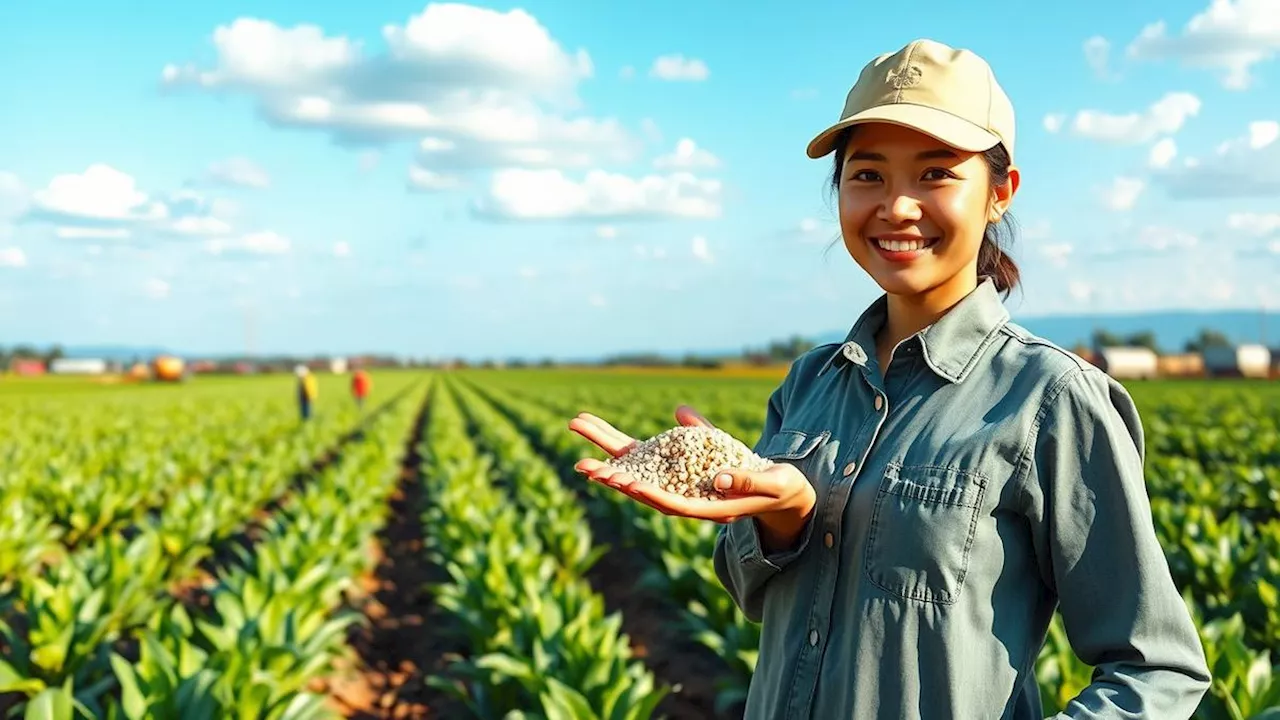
[0,374,425,717]
[415,377,667,719]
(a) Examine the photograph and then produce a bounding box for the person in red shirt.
[350,366,371,410]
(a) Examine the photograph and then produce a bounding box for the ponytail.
[977,142,1021,299]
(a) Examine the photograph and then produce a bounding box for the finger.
[567,414,636,457]
[625,481,786,522]
[675,405,715,429]
[710,468,785,499]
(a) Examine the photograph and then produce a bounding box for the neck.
[878,273,980,353]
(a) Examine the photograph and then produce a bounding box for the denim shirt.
[713,278,1211,719]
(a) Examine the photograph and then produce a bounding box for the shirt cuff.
[729,513,816,572]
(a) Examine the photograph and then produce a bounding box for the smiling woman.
[570,37,1213,720]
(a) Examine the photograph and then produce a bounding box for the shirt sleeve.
[1020,366,1211,719]
[713,367,815,623]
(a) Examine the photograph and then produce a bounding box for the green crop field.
[1,369,1277,719]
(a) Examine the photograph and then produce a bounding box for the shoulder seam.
[1011,362,1088,510]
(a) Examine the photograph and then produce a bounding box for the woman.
[569,38,1211,719]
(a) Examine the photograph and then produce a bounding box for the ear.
[988,165,1020,223]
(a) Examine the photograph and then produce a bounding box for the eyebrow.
[845,149,959,162]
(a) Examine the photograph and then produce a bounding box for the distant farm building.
[9,359,46,376]
[49,358,111,375]
[1203,345,1272,379]
[1096,347,1159,380]
[1157,353,1205,378]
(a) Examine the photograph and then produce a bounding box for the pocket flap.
[756,428,829,460]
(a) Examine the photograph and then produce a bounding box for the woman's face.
[837,122,1017,300]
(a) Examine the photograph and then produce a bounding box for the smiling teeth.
[876,238,931,252]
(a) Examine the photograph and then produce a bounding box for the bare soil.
[326,390,470,719]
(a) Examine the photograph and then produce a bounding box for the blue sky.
[1,0,1277,361]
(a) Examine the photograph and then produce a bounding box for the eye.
[922,167,956,181]
[846,169,880,183]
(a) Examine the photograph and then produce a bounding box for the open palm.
[567,405,811,524]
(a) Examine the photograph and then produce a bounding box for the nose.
[878,191,923,224]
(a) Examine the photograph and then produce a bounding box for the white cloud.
[56,227,131,239]
[162,9,639,173]
[333,241,350,257]
[1251,120,1280,149]
[1083,36,1112,78]
[1137,225,1199,250]
[1068,280,1094,302]
[205,230,290,255]
[518,266,538,278]
[692,235,713,263]
[1041,243,1074,267]
[1154,120,1280,197]
[1099,177,1146,210]
[31,164,167,231]
[1067,92,1201,143]
[0,247,27,268]
[474,168,722,220]
[144,278,171,299]
[1228,212,1280,235]
[588,292,606,307]
[1149,138,1178,168]
[1126,0,1280,90]
[1043,114,1065,133]
[649,54,709,81]
[206,157,270,188]
[790,88,819,100]
[595,225,617,239]
[20,167,234,241]
[653,138,720,170]
[0,172,30,225]
[407,111,639,174]
[407,165,465,192]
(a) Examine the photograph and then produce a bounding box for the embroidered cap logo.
[886,65,923,90]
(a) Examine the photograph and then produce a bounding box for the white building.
[1203,344,1272,379]
[49,358,109,375]
[1096,346,1159,380]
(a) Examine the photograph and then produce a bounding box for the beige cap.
[805,39,1015,161]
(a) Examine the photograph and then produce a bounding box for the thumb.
[712,468,781,497]
[676,404,715,429]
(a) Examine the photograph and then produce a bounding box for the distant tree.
[1091,329,1125,349]
[1185,328,1232,353]
[1125,331,1160,353]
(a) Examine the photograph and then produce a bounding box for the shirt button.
[842,461,856,476]
[874,395,884,411]
[824,532,834,548]
[809,629,819,646]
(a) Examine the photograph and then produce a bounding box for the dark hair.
[825,126,1021,298]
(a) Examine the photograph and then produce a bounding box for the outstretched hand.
[567,405,814,524]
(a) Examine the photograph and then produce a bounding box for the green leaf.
[108,654,148,720]
[0,659,45,695]
[22,687,74,720]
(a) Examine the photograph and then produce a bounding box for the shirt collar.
[817,277,1010,384]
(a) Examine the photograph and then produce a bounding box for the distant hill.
[815,309,1277,353]
[60,345,174,362]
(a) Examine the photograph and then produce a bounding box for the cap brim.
[805,103,1003,159]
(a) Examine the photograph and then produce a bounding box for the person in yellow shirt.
[295,364,318,421]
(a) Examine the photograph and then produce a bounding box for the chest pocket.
[754,428,832,486]
[864,462,988,605]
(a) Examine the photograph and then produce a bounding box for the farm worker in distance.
[295,364,317,421]
[350,366,371,410]
[568,38,1210,720]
